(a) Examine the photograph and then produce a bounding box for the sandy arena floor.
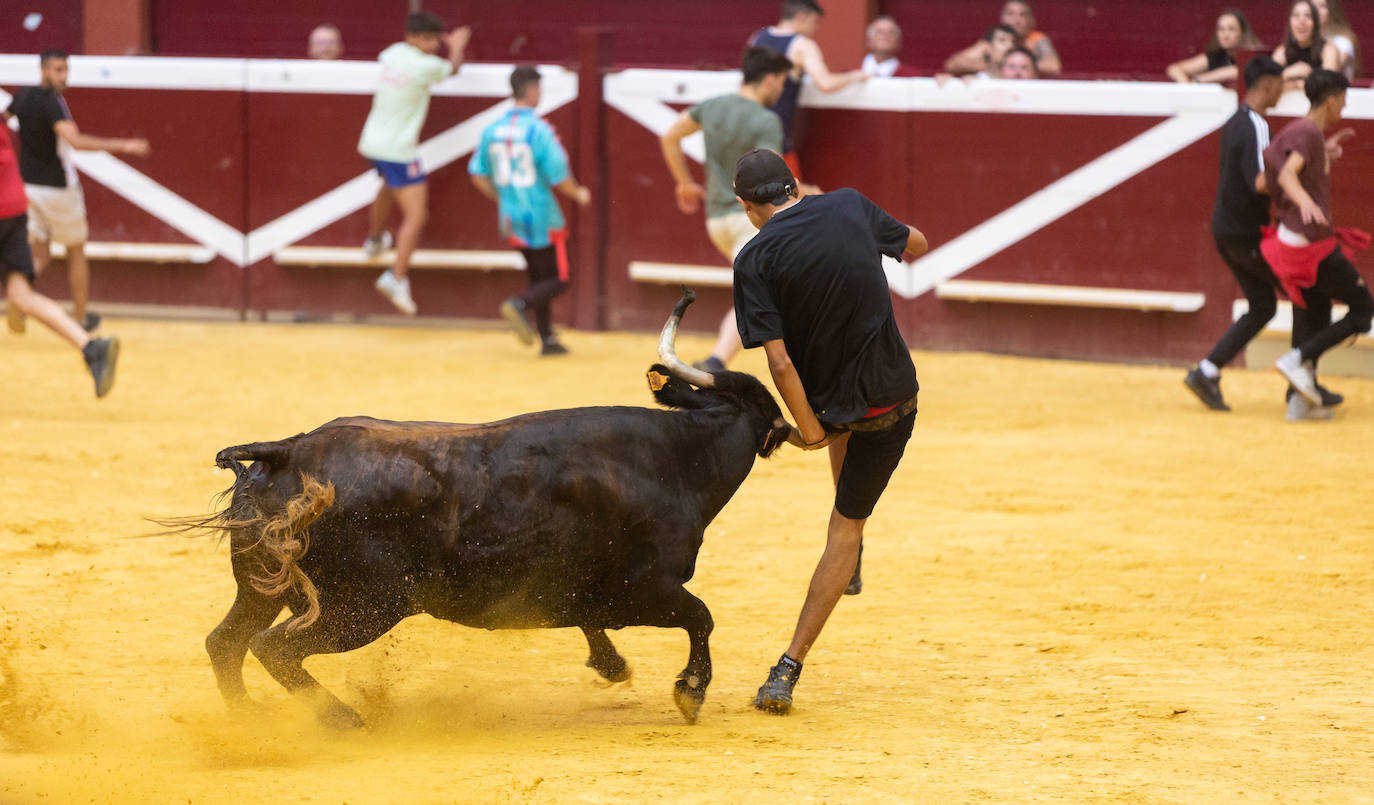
[2,317,1373,804]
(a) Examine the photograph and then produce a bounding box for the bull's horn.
[657,287,716,388]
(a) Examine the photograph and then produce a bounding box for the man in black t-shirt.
[729,149,928,716]
[3,49,149,335]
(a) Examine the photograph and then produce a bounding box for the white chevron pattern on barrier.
[604,70,1374,299]
[0,57,578,267]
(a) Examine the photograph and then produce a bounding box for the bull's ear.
[759,420,792,457]
[648,363,709,409]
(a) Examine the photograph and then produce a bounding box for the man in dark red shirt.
[1262,69,1372,420]
[1,127,118,397]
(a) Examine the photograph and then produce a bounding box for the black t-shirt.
[6,86,71,188]
[733,188,918,428]
[1210,106,1270,240]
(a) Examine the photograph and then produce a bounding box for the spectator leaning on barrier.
[999,47,1038,79]
[946,1,1060,78]
[308,23,344,60]
[1274,0,1340,89]
[1166,10,1264,85]
[1313,0,1359,80]
[3,48,149,336]
[861,15,918,78]
[469,67,591,357]
[747,0,867,180]
[357,11,470,316]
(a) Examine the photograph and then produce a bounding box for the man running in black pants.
[727,149,927,715]
[1185,58,1290,410]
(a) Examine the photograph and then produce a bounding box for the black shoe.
[844,543,863,596]
[691,356,725,373]
[499,298,534,346]
[1183,368,1229,411]
[540,338,569,356]
[1288,383,1344,407]
[82,336,119,398]
[81,312,101,332]
[753,655,802,715]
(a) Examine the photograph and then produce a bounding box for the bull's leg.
[206,586,284,708]
[580,627,631,684]
[630,586,714,724]
[248,603,404,729]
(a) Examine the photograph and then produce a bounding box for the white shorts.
[706,212,758,262]
[25,184,88,246]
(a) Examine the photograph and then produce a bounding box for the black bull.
[170,293,793,726]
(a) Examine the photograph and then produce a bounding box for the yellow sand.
[2,319,1372,804]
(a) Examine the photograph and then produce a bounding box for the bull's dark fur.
[189,364,790,727]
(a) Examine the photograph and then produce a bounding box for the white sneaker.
[1286,393,1334,422]
[374,270,417,315]
[363,231,393,258]
[1275,349,1321,405]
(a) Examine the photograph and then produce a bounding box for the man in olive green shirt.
[660,46,792,372]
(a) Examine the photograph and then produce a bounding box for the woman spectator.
[1273,0,1340,88]
[1166,10,1263,84]
[1313,0,1359,79]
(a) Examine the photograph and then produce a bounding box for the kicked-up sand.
[1,317,1372,804]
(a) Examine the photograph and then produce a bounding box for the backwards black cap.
[733,148,796,205]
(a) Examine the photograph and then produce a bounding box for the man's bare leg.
[67,242,90,323]
[366,185,395,243]
[390,182,428,280]
[703,308,743,368]
[29,237,50,276]
[7,273,86,348]
[784,508,865,664]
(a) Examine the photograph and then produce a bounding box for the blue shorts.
[371,159,426,188]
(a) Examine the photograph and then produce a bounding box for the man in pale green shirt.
[358,11,469,315]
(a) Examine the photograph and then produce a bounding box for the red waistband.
[864,401,901,419]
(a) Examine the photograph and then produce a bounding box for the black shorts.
[0,213,36,283]
[834,404,916,520]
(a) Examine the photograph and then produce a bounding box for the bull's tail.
[152,443,334,633]
[248,473,334,633]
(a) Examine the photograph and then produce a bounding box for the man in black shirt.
[729,149,927,715]
[3,49,149,334]
[1183,56,1341,416]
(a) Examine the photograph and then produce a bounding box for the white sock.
[1198,359,1220,379]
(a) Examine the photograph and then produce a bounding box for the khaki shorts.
[25,184,88,246]
[706,212,758,262]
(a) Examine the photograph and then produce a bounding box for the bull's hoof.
[319,703,366,730]
[587,654,632,685]
[673,676,707,724]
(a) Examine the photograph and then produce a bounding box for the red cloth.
[1260,226,1371,308]
[0,131,28,219]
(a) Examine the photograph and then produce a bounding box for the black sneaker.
[1183,367,1229,411]
[753,655,802,715]
[540,338,569,356]
[81,312,101,332]
[1287,384,1344,407]
[82,336,120,398]
[499,298,534,345]
[844,542,863,595]
[691,356,725,373]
